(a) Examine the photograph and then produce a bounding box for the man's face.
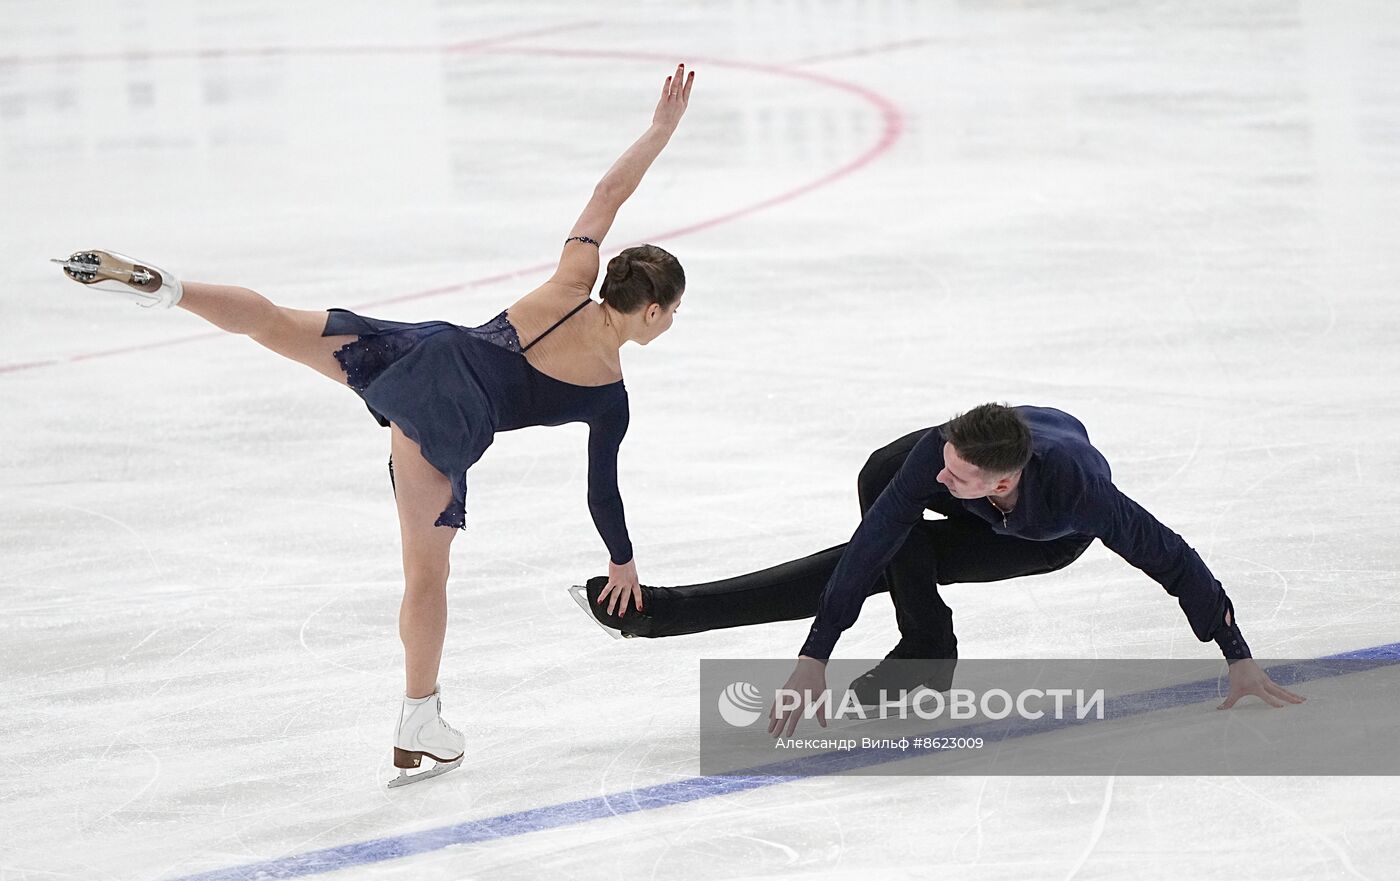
[937,442,1007,499]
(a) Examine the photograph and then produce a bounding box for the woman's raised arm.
[548,63,695,292]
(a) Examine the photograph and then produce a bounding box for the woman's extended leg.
[388,425,458,699]
[177,281,354,384]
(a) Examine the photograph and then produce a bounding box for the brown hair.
[599,244,684,313]
[945,403,1032,475]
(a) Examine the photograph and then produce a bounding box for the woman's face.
[638,292,683,345]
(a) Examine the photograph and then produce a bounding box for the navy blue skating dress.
[323,300,633,565]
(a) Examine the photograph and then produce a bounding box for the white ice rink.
[4,1,1400,878]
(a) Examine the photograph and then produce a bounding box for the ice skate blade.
[386,756,463,788]
[568,584,635,640]
[53,250,159,289]
[52,249,182,308]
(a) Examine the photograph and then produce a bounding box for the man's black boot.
[847,645,957,707]
[582,575,657,638]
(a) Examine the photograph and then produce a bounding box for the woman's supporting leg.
[388,426,458,699]
[177,281,354,384]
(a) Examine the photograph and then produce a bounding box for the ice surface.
[3,1,1399,878]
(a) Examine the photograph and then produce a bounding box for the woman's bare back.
[505,283,622,387]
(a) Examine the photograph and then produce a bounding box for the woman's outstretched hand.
[652,63,695,130]
[552,64,693,288]
[597,557,644,616]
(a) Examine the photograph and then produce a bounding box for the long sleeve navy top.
[799,406,1249,661]
[325,307,634,565]
[585,393,633,565]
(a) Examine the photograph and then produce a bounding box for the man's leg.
[849,449,1094,700]
[855,428,946,650]
[585,428,936,637]
[848,521,1093,701]
[586,544,850,637]
[846,431,962,699]
[619,544,849,637]
[885,510,1095,658]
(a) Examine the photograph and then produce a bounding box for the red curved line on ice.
[2,46,902,375]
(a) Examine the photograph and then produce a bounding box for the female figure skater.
[52,64,695,786]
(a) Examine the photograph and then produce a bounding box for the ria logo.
[718,681,765,727]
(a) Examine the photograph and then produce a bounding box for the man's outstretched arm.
[1085,479,1304,708]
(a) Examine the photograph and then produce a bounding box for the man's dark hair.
[944,403,1032,475]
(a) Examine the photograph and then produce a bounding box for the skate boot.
[387,687,465,788]
[568,574,653,639]
[848,649,957,708]
[51,249,183,309]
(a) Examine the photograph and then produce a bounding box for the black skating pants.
[642,428,1094,656]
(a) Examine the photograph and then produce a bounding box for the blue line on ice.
[169,642,1400,880]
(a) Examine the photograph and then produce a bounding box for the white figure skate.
[387,687,465,788]
[51,249,183,308]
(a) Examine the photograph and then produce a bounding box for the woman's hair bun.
[598,244,685,313]
[606,253,634,284]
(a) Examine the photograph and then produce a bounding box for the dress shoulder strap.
[521,298,592,353]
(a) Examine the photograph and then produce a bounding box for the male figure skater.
[583,403,1303,734]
